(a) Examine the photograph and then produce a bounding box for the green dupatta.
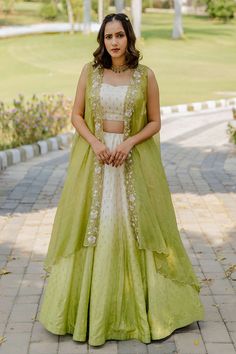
[43,61,201,292]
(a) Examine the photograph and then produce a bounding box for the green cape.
[43,62,201,292]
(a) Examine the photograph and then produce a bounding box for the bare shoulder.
[146,66,157,82]
[80,62,91,80]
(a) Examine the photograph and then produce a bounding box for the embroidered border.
[83,63,146,247]
[83,64,105,247]
[123,65,145,246]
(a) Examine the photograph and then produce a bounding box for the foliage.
[226,111,236,145]
[205,0,235,22]
[142,0,172,9]
[0,93,72,150]
[91,0,110,14]
[1,0,15,14]
[39,1,58,19]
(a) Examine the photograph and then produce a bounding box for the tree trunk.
[83,0,91,34]
[98,0,104,24]
[65,0,74,34]
[131,0,141,39]
[115,0,124,12]
[172,0,183,39]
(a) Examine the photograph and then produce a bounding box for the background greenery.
[0,12,235,106]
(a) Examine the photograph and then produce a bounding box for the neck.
[111,57,126,67]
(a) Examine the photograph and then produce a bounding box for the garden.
[0,3,236,149]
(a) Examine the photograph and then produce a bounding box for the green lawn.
[0,12,235,106]
[0,1,67,25]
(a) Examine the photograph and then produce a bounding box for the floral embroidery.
[83,64,105,247]
[83,63,146,247]
[123,66,145,245]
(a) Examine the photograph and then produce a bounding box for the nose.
[111,36,117,46]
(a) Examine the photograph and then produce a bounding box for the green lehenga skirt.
[38,132,205,346]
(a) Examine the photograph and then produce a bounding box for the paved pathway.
[0,108,236,354]
[0,22,100,38]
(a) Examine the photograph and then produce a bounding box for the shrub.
[226,109,236,145]
[227,122,236,144]
[40,2,58,19]
[0,93,72,150]
[205,0,235,22]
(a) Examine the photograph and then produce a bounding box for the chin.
[110,52,125,58]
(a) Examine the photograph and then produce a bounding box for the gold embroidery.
[123,66,145,246]
[83,64,105,247]
[83,63,146,247]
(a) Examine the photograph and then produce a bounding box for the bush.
[227,122,236,144]
[226,109,236,145]
[205,0,235,22]
[40,2,58,19]
[0,93,72,150]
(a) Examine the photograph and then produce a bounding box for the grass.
[0,11,235,106]
[0,1,67,25]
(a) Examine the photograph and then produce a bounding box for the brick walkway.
[0,109,236,354]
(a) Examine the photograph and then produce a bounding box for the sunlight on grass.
[0,13,235,105]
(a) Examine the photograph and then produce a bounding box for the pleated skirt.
[38,131,205,346]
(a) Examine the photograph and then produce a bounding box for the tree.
[172,0,184,39]
[131,0,142,39]
[115,0,124,12]
[98,0,104,24]
[65,0,75,34]
[83,0,91,34]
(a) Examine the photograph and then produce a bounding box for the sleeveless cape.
[43,61,201,293]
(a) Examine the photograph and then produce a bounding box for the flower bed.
[226,108,236,145]
[0,93,72,151]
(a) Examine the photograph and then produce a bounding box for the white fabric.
[100,132,130,233]
[100,83,128,122]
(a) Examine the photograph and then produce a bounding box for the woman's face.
[104,20,128,60]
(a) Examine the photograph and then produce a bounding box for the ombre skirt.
[38,132,204,346]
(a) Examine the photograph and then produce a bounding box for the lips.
[111,48,120,52]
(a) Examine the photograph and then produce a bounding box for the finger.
[114,156,123,167]
[104,151,111,162]
[98,156,105,163]
[109,152,116,164]
[118,154,127,166]
[120,156,127,166]
[114,151,121,160]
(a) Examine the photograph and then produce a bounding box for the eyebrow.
[104,31,125,35]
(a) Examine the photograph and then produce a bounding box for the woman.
[38,13,205,346]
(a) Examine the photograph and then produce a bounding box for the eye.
[118,33,125,37]
[105,34,112,39]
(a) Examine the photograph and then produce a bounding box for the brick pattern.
[0,109,236,353]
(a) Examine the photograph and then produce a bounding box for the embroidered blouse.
[100,83,128,122]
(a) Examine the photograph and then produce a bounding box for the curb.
[1,97,235,172]
[160,97,236,116]
[0,132,73,171]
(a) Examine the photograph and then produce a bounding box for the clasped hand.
[92,139,133,167]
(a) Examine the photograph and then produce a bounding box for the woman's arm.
[71,63,98,146]
[127,67,161,147]
[71,64,111,163]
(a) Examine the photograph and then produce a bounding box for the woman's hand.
[91,139,111,164]
[108,138,134,167]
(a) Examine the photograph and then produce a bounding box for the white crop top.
[100,83,128,122]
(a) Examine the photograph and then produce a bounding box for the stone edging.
[1,97,236,171]
[160,97,236,115]
[0,132,73,171]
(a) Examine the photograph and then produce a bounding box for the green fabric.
[39,203,204,345]
[43,61,201,293]
[39,61,205,345]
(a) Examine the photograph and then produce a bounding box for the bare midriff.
[103,119,124,134]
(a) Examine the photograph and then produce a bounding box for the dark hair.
[93,13,141,69]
